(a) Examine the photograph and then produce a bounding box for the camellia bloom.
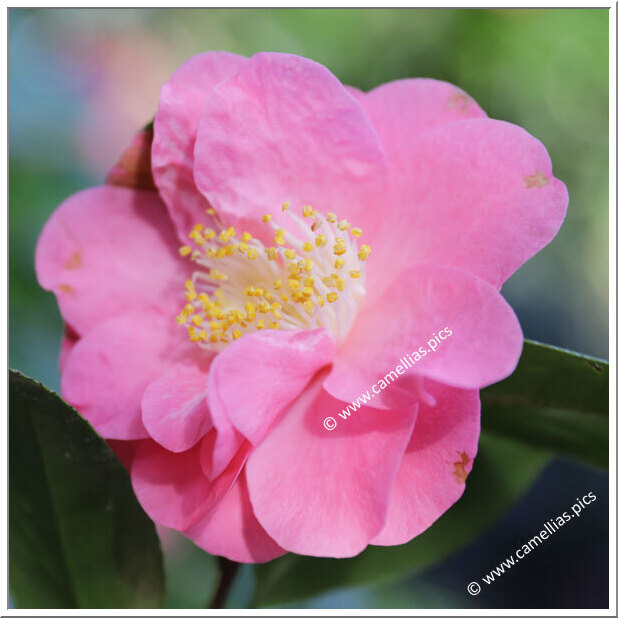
[36,52,568,562]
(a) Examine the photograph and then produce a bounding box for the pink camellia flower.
[35,52,568,562]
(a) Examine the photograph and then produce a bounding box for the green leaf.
[254,432,549,607]
[163,531,218,609]
[9,370,164,609]
[481,340,609,469]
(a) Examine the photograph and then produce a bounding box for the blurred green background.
[9,8,609,610]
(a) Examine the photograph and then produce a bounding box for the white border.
[3,4,615,616]
[607,2,616,617]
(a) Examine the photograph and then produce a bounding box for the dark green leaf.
[254,432,549,607]
[163,531,218,609]
[9,370,164,609]
[481,340,609,468]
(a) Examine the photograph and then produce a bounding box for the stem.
[209,557,240,609]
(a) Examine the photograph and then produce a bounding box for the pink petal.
[360,79,486,157]
[369,115,568,289]
[131,438,249,530]
[186,471,285,563]
[371,382,480,545]
[246,373,417,557]
[35,186,190,336]
[142,361,213,452]
[207,328,336,445]
[199,425,246,482]
[152,51,246,240]
[345,85,365,101]
[61,311,188,440]
[193,52,387,238]
[324,264,523,408]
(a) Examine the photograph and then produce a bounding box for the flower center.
[175,203,371,350]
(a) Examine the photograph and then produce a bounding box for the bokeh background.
[8,8,609,610]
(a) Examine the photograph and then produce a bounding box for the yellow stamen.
[176,204,371,349]
[333,239,347,256]
[274,229,286,245]
[358,244,372,261]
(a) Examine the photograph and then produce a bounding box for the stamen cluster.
[175,203,371,350]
